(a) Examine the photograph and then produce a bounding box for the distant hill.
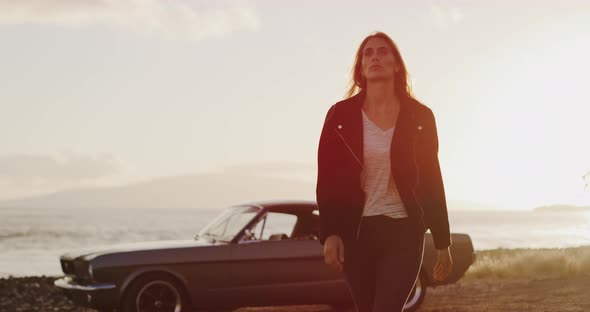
[534,205,590,212]
[0,171,504,211]
[0,173,315,210]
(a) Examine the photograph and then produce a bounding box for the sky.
[0,0,589,210]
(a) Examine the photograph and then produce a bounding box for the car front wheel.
[120,272,191,312]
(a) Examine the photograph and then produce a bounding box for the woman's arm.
[316,104,342,245]
[418,109,452,250]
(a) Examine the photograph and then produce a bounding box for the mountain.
[0,170,505,211]
[0,173,315,210]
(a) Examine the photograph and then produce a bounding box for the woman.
[316,31,453,311]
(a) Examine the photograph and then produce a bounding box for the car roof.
[234,199,318,213]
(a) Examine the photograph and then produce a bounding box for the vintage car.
[54,200,476,312]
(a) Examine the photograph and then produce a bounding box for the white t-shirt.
[360,109,408,218]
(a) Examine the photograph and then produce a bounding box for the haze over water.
[1,206,588,278]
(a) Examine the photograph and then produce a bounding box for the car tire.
[403,273,427,311]
[120,272,191,312]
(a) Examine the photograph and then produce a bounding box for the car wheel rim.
[136,280,182,312]
[404,277,422,309]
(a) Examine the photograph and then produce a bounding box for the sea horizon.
[1,206,589,278]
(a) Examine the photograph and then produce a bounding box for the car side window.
[250,212,297,241]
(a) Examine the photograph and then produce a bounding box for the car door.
[224,211,347,307]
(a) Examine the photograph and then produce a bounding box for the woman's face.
[361,37,398,82]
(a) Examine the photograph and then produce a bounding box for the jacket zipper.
[355,203,365,240]
[333,128,364,169]
[411,129,423,217]
[333,127,365,241]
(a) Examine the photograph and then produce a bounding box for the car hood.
[61,239,215,260]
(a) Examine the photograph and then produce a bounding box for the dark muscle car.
[54,200,476,312]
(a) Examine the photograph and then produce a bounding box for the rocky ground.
[2,274,589,312]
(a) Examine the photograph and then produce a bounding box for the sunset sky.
[0,0,589,210]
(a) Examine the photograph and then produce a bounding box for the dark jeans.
[343,215,425,312]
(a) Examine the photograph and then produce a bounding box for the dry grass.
[464,245,590,280]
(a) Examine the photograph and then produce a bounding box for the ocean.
[1,207,589,278]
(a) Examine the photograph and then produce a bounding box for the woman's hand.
[433,247,453,282]
[323,235,344,272]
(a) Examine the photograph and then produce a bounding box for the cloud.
[0,0,261,40]
[0,152,120,184]
[430,4,464,30]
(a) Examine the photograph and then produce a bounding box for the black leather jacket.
[316,91,452,250]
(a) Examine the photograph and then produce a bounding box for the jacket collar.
[337,90,417,167]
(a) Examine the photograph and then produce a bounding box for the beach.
[3,246,589,312]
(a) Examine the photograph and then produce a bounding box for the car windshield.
[197,205,261,242]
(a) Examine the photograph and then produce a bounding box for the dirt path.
[237,275,590,312]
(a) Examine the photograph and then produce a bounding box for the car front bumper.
[54,276,119,309]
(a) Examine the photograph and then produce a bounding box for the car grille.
[60,259,76,275]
